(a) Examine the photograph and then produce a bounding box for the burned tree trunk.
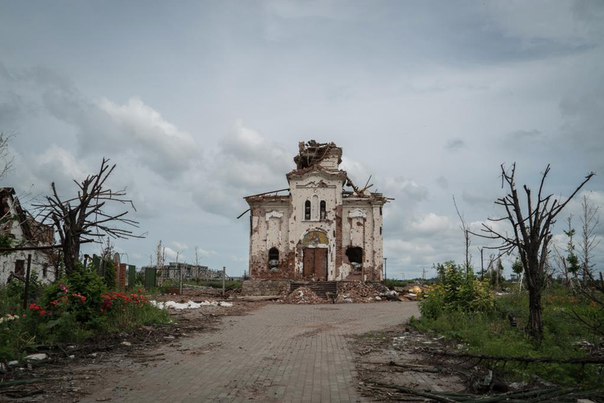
[36,158,141,277]
[479,163,593,343]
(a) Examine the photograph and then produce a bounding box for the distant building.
[141,262,223,282]
[0,188,57,284]
[244,141,389,282]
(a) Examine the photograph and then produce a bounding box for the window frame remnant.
[345,246,363,271]
[15,259,25,276]
[268,247,280,271]
[304,200,311,220]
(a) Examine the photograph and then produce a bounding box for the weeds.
[0,266,169,361]
[413,284,604,387]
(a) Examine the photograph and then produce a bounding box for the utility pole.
[480,248,484,280]
[222,266,226,297]
[22,254,32,309]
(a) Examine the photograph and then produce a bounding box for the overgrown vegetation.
[382,279,411,289]
[0,265,169,362]
[414,264,604,387]
[151,278,242,295]
[420,261,495,320]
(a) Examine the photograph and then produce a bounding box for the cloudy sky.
[1,0,603,279]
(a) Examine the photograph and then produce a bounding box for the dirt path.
[74,302,418,402]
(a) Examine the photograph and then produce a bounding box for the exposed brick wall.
[250,251,299,280]
[335,204,343,278]
[118,263,127,290]
[241,280,290,296]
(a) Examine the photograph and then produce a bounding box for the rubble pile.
[150,300,233,310]
[283,287,326,304]
[336,282,389,303]
[395,284,427,301]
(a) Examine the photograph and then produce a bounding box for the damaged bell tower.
[244,140,388,282]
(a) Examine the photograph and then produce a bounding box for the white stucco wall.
[246,144,386,282]
[287,173,343,279]
[0,196,55,284]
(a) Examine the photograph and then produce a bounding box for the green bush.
[420,262,495,319]
[43,265,108,326]
[6,271,45,305]
[0,264,171,361]
[102,293,170,333]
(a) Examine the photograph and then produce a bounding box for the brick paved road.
[83,302,419,402]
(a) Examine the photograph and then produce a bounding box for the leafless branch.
[33,157,143,276]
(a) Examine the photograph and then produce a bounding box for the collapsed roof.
[293,140,342,170]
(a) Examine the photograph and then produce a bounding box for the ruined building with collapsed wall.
[244,141,389,288]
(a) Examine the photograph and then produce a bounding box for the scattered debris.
[25,353,47,362]
[353,326,604,402]
[150,300,233,310]
[396,283,428,301]
[0,291,262,402]
[283,287,325,304]
[336,282,389,303]
[273,281,428,304]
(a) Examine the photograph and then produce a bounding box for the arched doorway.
[301,230,329,280]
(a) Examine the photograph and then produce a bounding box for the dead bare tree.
[579,195,600,285]
[0,133,13,179]
[479,163,594,343]
[35,158,142,277]
[453,195,471,274]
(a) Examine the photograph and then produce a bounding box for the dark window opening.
[304,200,311,220]
[42,264,48,278]
[346,247,363,271]
[268,247,279,271]
[379,207,383,215]
[320,200,326,220]
[15,259,25,276]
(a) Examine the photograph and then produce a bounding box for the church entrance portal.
[303,248,328,280]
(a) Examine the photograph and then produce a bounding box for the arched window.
[268,247,279,270]
[346,247,363,271]
[320,200,326,220]
[304,200,311,220]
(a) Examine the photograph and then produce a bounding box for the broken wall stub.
[0,188,56,285]
[244,140,388,283]
[241,279,290,296]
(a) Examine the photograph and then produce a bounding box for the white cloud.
[411,213,452,235]
[191,121,292,218]
[340,156,371,187]
[385,239,435,254]
[98,97,199,180]
[29,145,88,195]
[383,177,429,203]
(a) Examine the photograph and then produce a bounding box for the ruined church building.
[244,141,388,282]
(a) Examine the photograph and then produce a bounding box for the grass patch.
[413,286,604,387]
